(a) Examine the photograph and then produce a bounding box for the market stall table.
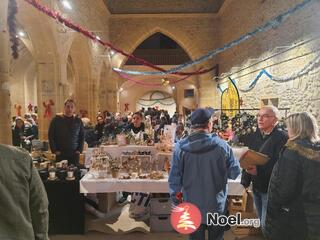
[80,172,243,195]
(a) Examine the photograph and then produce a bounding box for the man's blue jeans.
[253,191,268,232]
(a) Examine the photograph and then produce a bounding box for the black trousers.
[189,224,224,240]
[56,151,79,166]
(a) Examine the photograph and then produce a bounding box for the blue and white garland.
[220,53,320,93]
[113,0,314,76]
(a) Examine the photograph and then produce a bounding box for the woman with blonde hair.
[265,112,320,240]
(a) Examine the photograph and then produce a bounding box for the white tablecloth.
[80,173,243,195]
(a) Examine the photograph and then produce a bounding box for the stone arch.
[68,35,95,119]
[119,27,197,68]
[136,90,176,116]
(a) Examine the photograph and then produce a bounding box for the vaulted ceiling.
[104,0,225,14]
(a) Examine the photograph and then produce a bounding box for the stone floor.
[50,230,264,240]
[50,202,264,240]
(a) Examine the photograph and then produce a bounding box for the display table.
[44,179,85,234]
[80,173,243,196]
[84,145,157,167]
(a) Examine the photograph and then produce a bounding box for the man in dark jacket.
[48,99,84,165]
[265,112,320,240]
[0,144,49,239]
[241,106,288,232]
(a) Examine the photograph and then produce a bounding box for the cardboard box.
[150,215,173,232]
[150,198,172,215]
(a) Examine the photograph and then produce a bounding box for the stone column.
[36,61,57,140]
[0,0,12,144]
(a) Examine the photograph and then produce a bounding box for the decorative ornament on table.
[14,104,22,116]
[27,103,33,112]
[108,157,121,178]
[43,100,54,118]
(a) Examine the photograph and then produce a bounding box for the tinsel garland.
[233,53,320,92]
[113,0,313,76]
[22,0,215,76]
[116,68,202,87]
[8,0,19,59]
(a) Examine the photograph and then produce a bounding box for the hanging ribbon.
[124,103,129,111]
[27,103,33,112]
[14,104,22,116]
[43,100,54,118]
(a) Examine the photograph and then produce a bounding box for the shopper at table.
[48,98,85,166]
[125,111,146,141]
[94,115,105,141]
[169,107,240,240]
[0,144,49,239]
[240,105,288,231]
[264,112,320,240]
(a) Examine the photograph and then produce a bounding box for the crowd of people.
[11,112,39,151]
[80,107,185,148]
[1,100,320,240]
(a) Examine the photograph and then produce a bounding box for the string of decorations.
[7,0,19,59]
[228,53,320,92]
[116,69,200,87]
[22,0,312,76]
[137,100,176,107]
[113,0,314,76]
[140,96,172,101]
[22,0,215,76]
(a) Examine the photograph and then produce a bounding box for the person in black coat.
[264,112,320,240]
[48,99,84,166]
[12,117,34,151]
[241,106,288,231]
[94,115,105,141]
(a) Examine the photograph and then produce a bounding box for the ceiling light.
[119,87,123,92]
[61,0,72,10]
[96,36,101,40]
[172,86,175,90]
[18,31,25,37]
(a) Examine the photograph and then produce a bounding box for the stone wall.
[218,0,320,123]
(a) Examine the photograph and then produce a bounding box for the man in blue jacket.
[169,108,240,240]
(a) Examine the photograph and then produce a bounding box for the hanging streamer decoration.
[22,0,312,76]
[43,100,54,118]
[27,103,33,112]
[232,53,320,92]
[113,0,314,76]
[124,103,129,112]
[8,0,19,59]
[116,69,201,87]
[14,104,22,116]
[22,0,213,76]
[137,100,176,107]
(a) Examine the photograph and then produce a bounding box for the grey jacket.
[0,144,49,240]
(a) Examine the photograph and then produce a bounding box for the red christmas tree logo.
[171,203,201,234]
